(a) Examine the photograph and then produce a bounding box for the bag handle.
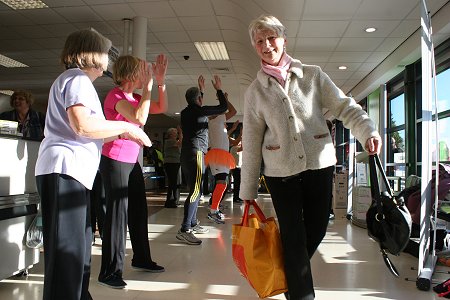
[369,154,394,198]
[241,200,267,226]
[369,154,395,218]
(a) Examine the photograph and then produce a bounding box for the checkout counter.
[0,133,40,280]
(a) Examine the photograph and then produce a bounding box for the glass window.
[389,94,405,127]
[437,68,450,113]
[437,117,450,162]
[389,130,405,161]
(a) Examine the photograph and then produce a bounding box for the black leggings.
[265,166,334,300]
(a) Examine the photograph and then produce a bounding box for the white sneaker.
[192,224,209,234]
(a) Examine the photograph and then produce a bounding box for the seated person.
[0,90,45,140]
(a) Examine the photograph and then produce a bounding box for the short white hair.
[248,15,286,47]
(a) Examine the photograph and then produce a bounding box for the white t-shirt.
[208,114,228,150]
[35,68,104,189]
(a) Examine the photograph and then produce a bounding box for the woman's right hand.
[122,126,151,147]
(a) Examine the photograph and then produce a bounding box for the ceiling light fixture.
[0,0,48,9]
[365,27,377,33]
[338,65,347,70]
[175,112,180,115]
[194,42,230,61]
[0,54,28,68]
[0,90,14,96]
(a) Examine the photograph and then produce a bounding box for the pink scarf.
[261,52,293,86]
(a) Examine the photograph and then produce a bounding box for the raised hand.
[211,75,222,91]
[139,60,153,91]
[152,54,168,85]
[198,75,205,92]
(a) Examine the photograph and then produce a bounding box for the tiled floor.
[0,191,447,299]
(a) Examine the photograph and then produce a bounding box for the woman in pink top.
[98,54,168,288]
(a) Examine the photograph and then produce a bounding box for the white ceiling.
[0,0,449,128]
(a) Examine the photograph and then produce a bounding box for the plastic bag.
[26,211,43,249]
[232,200,287,298]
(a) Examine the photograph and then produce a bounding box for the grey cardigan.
[240,59,380,200]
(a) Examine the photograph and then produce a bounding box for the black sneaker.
[131,262,165,273]
[98,274,126,289]
[164,202,178,208]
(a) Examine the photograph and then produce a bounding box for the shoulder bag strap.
[369,154,382,213]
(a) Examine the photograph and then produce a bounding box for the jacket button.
[299,155,303,159]
[293,137,297,141]
[289,116,293,120]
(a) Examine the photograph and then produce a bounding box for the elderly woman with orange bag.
[240,15,381,300]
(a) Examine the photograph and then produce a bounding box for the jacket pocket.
[265,145,280,150]
[313,133,329,139]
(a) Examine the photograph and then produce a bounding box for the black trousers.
[180,150,204,231]
[265,166,334,300]
[99,156,155,280]
[128,161,154,266]
[164,162,180,205]
[90,170,105,239]
[231,167,241,201]
[36,173,92,300]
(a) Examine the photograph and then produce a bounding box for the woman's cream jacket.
[240,59,380,200]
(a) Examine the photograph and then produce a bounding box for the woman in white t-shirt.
[35,29,150,300]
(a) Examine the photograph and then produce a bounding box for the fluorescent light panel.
[0,0,48,9]
[194,42,229,61]
[0,54,28,67]
[0,90,14,96]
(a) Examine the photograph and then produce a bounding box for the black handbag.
[366,154,412,277]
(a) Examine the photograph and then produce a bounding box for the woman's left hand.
[140,60,153,91]
[365,136,382,155]
[152,54,168,86]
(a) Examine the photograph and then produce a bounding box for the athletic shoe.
[164,202,178,208]
[131,262,165,273]
[98,274,126,289]
[176,229,202,245]
[192,224,209,234]
[208,211,225,224]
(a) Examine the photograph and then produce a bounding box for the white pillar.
[122,18,131,55]
[132,16,148,166]
[379,83,387,167]
[132,16,147,60]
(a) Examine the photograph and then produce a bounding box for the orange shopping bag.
[232,200,288,298]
